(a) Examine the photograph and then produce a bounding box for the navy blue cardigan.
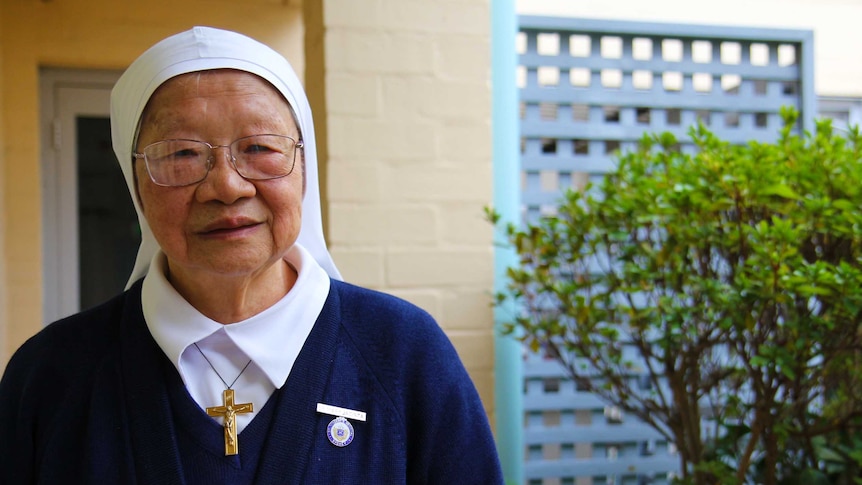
[0,279,503,484]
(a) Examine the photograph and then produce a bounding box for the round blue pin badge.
[327,416,354,447]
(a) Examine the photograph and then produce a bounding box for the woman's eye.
[244,144,276,155]
[170,148,201,159]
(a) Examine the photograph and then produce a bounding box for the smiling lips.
[199,217,261,236]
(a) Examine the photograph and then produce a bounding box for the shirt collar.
[142,243,331,389]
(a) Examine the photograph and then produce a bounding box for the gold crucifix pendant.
[206,389,254,455]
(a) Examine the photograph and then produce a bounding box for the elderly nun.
[0,27,503,484]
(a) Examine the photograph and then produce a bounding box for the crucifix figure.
[206,389,254,455]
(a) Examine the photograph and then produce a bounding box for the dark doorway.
[76,116,139,310]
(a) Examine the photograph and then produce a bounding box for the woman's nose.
[196,146,256,203]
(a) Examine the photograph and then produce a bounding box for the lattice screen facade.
[517,16,814,484]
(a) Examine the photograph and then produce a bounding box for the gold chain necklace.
[193,342,254,456]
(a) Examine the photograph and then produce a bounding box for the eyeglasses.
[133,134,302,187]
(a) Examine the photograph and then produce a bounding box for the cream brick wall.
[315,0,496,416]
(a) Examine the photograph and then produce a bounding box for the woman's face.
[134,70,303,284]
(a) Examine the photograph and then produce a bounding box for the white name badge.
[316,403,367,422]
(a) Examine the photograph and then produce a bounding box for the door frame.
[39,68,122,324]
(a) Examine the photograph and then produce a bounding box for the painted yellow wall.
[0,4,7,361]
[0,0,304,363]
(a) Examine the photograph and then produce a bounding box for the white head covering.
[111,26,341,288]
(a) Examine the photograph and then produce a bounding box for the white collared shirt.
[142,243,330,432]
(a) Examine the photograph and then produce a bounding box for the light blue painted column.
[798,30,817,135]
[491,1,523,483]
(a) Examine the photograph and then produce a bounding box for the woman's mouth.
[199,218,261,237]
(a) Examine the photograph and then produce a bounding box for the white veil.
[110,26,341,287]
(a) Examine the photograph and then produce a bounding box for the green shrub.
[491,108,862,484]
